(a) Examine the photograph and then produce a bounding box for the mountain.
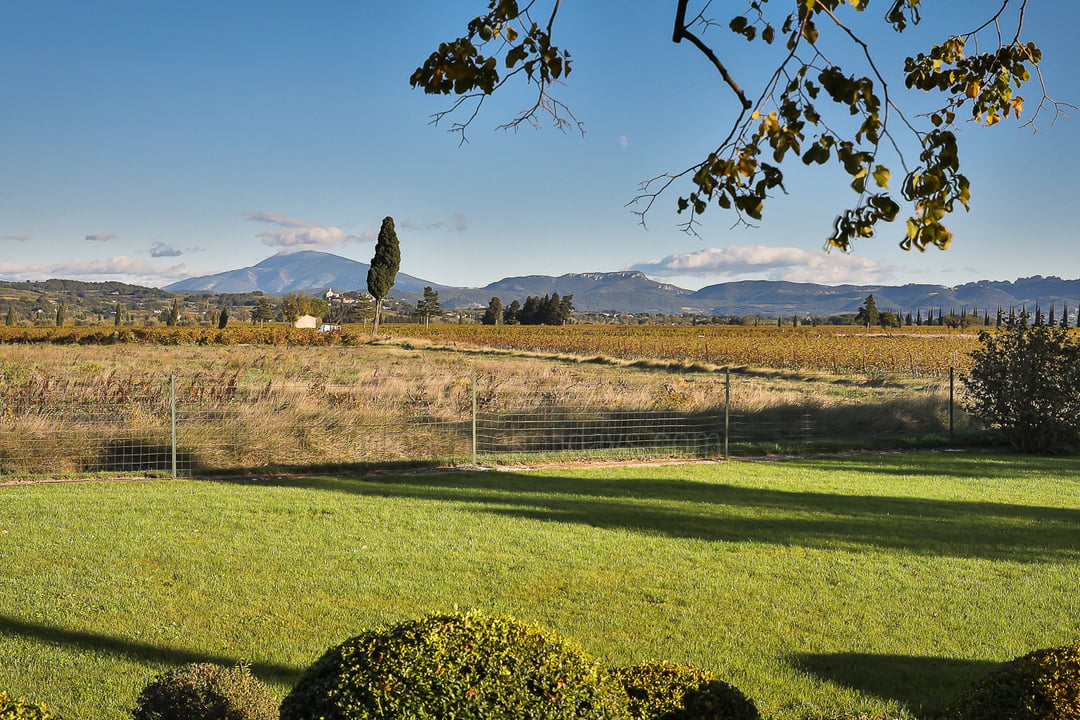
[164,252,1080,318]
[163,251,440,295]
[685,278,1080,317]
[428,271,694,313]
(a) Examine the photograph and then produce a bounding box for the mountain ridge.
[163,251,1080,318]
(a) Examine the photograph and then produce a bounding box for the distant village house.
[294,314,318,329]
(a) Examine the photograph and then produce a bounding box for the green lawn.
[2,452,1078,719]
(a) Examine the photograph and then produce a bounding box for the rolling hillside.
[121,250,1080,317]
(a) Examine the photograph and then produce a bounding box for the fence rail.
[0,370,962,478]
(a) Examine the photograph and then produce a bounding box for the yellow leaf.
[873,166,890,189]
[965,81,981,99]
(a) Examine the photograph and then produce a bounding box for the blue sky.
[2,1,1077,291]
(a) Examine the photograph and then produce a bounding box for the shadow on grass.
[788,452,1075,480]
[217,454,1080,563]
[791,652,997,717]
[0,614,302,687]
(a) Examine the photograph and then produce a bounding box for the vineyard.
[409,324,981,375]
[0,322,984,375]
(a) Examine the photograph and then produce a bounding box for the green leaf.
[505,44,528,68]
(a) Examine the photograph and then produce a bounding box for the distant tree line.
[482,294,574,326]
[2,277,1077,331]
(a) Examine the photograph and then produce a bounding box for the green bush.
[130,663,277,720]
[0,691,61,720]
[612,661,759,720]
[962,314,1080,453]
[280,611,630,720]
[940,642,1080,719]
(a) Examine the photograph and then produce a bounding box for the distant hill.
[429,271,694,313]
[163,250,440,295]
[161,251,1080,318]
[681,279,1074,317]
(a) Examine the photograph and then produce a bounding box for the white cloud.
[0,257,190,286]
[86,233,119,242]
[631,245,889,285]
[244,211,349,249]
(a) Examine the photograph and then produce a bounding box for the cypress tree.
[114,302,123,327]
[166,298,180,326]
[503,299,521,325]
[5,306,14,326]
[55,302,66,327]
[218,307,229,329]
[367,216,400,336]
[1061,301,1071,330]
[482,297,503,325]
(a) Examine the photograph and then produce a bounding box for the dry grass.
[0,339,969,476]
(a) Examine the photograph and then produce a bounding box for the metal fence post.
[724,367,730,460]
[171,375,177,479]
[949,366,955,445]
[471,370,478,466]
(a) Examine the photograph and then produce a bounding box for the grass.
[1,342,972,476]
[2,451,1078,719]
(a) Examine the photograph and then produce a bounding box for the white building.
[294,314,318,329]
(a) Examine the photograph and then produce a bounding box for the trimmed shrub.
[940,642,1080,719]
[131,663,277,720]
[280,611,630,720]
[612,661,759,720]
[0,691,60,720]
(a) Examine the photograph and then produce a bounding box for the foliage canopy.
[415,285,443,326]
[854,293,880,327]
[367,216,401,334]
[940,642,1080,719]
[280,611,630,720]
[962,313,1080,453]
[411,1,1067,252]
[131,663,278,720]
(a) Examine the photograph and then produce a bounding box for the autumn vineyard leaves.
[0,323,978,375]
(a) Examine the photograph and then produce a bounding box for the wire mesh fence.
[0,369,964,479]
[476,408,728,458]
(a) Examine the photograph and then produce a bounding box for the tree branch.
[672,0,753,110]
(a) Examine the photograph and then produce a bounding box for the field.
[2,323,1071,719]
[2,453,1078,719]
[403,324,982,376]
[0,328,977,476]
[0,322,982,375]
